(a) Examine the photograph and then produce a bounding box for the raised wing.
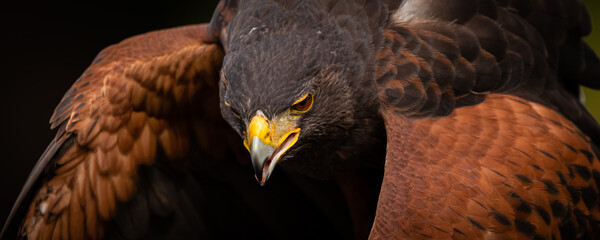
[376,0,597,122]
[373,0,600,238]
[1,24,225,239]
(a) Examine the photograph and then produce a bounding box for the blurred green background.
[583,0,600,120]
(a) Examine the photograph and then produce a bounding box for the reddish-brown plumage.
[15,24,225,239]
[372,95,600,239]
[370,0,600,237]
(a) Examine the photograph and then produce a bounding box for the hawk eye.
[225,101,241,118]
[291,93,313,113]
[231,109,241,118]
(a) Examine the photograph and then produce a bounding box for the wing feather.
[1,24,225,239]
[377,0,599,120]
[374,0,600,238]
[373,94,600,239]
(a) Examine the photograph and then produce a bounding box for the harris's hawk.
[3,0,600,239]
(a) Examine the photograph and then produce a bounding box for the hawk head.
[218,2,382,185]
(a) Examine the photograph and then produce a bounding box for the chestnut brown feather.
[373,95,600,239]
[3,24,226,239]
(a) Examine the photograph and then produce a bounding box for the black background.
[0,0,219,229]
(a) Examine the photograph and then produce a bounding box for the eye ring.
[231,109,241,118]
[225,101,241,118]
[291,93,313,113]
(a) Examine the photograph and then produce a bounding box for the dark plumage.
[2,0,600,239]
[220,0,385,178]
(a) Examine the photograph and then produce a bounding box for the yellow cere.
[244,115,271,150]
[243,93,313,152]
[243,109,303,151]
[249,116,272,145]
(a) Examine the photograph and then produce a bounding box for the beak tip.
[254,172,269,186]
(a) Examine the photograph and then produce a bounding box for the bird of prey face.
[218,2,382,184]
[4,0,600,239]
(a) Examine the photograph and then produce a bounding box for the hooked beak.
[244,114,300,186]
